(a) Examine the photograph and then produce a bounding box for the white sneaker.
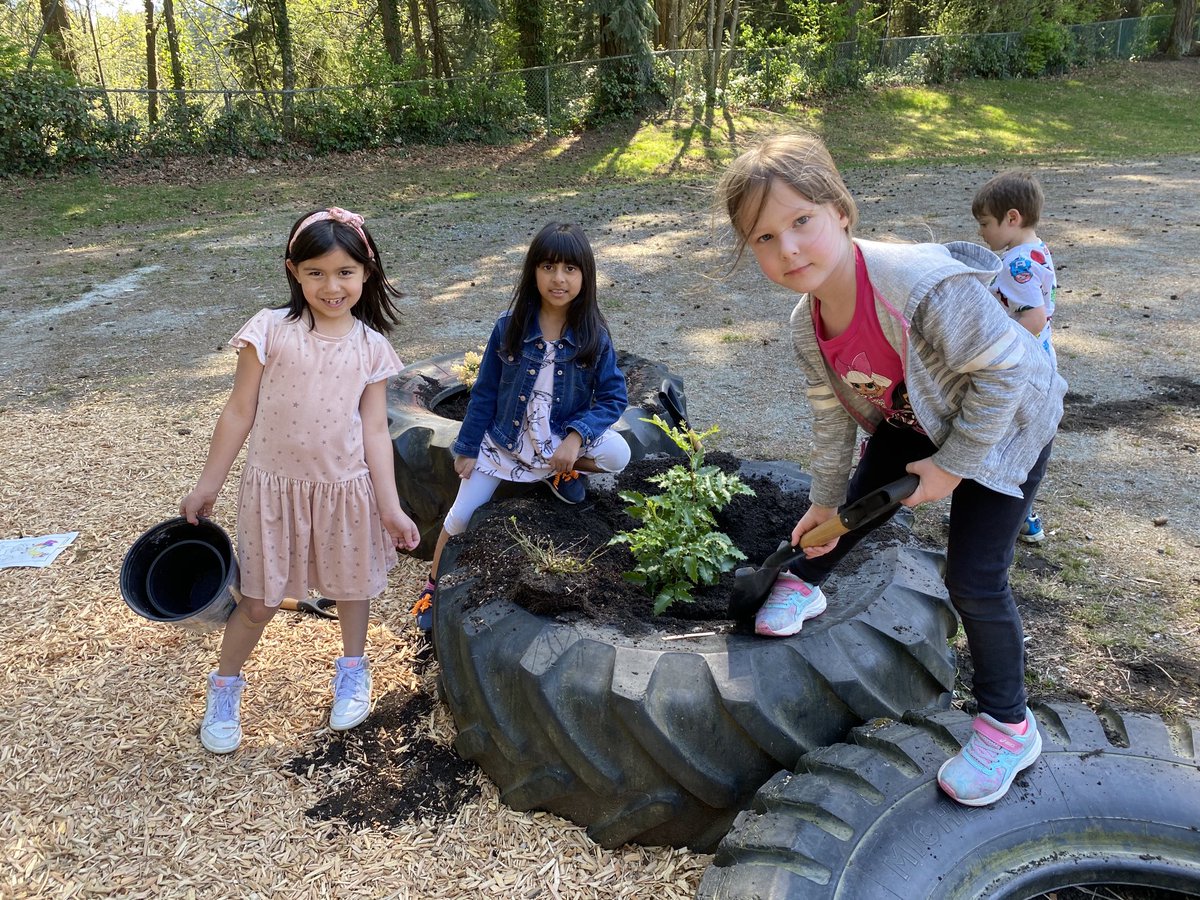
[201,671,245,753]
[330,656,372,730]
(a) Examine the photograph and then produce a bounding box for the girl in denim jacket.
[718,133,1067,809]
[412,222,631,633]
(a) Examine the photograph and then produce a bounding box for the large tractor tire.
[387,350,689,560]
[432,460,958,851]
[698,701,1200,899]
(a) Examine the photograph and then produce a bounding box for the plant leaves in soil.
[446,452,910,635]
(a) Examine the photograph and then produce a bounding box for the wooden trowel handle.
[799,516,849,548]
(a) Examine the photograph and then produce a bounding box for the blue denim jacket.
[452,311,628,458]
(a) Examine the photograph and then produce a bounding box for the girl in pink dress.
[181,206,420,754]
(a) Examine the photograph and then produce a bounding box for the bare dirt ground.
[1,143,1198,898]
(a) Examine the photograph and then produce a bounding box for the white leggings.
[443,437,632,536]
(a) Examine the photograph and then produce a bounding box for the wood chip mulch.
[0,393,709,898]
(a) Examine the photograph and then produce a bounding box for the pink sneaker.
[754,572,827,637]
[937,709,1042,806]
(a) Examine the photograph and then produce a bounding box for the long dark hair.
[282,208,403,334]
[502,222,608,366]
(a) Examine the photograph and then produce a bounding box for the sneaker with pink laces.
[937,709,1042,806]
[754,572,827,637]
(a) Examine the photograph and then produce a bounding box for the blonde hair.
[717,132,858,263]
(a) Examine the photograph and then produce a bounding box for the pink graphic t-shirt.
[814,247,923,431]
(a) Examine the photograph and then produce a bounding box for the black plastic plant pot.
[387,350,691,560]
[120,517,239,633]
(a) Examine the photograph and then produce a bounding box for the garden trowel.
[279,596,339,620]
[728,474,920,621]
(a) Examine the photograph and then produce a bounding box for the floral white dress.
[476,344,621,480]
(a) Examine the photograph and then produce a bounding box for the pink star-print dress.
[230,308,403,606]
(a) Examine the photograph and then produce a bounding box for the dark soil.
[446,451,909,635]
[1059,375,1200,439]
[285,689,481,829]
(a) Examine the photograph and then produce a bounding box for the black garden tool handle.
[727,474,920,621]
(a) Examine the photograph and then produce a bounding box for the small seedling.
[505,516,604,576]
[610,416,754,613]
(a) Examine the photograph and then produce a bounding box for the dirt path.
[1,151,1198,897]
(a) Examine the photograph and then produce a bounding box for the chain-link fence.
[1,10,1189,168]
[67,14,1178,132]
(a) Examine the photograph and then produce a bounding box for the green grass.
[826,63,1200,164]
[20,174,274,236]
[6,59,1197,238]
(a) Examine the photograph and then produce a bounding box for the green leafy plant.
[505,516,604,576]
[450,347,485,388]
[609,416,755,614]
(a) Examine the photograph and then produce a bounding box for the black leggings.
[792,422,1052,723]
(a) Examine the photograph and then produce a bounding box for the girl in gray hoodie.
[718,132,1067,808]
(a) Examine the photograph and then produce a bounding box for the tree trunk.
[144,0,159,125]
[720,0,739,91]
[83,0,114,118]
[379,0,403,66]
[598,12,619,57]
[423,0,451,78]
[162,0,186,107]
[710,0,726,94]
[407,0,427,77]
[512,0,548,108]
[704,0,716,102]
[513,0,548,66]
[654,0,670,48]
[269,0,296,133]
[1166,0,1196,59]
[37,0,77,75]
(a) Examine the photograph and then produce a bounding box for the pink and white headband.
[288,206,374,259]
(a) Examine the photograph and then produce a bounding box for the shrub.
[291,97,383,153]
[587,57,665,125]
[0,69,135,174]
[1020,21,1072,75]
[610,417,755,613]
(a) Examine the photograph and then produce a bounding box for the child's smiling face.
[286,247,368,331]
[745,181,854,299]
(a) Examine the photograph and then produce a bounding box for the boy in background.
[973,170,1058,544]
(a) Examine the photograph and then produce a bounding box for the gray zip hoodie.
[790,238,1068,507]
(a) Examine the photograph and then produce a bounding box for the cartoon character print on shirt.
[835,352,924,432]
[1009,255,1034,284]
[837,352,892,405]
